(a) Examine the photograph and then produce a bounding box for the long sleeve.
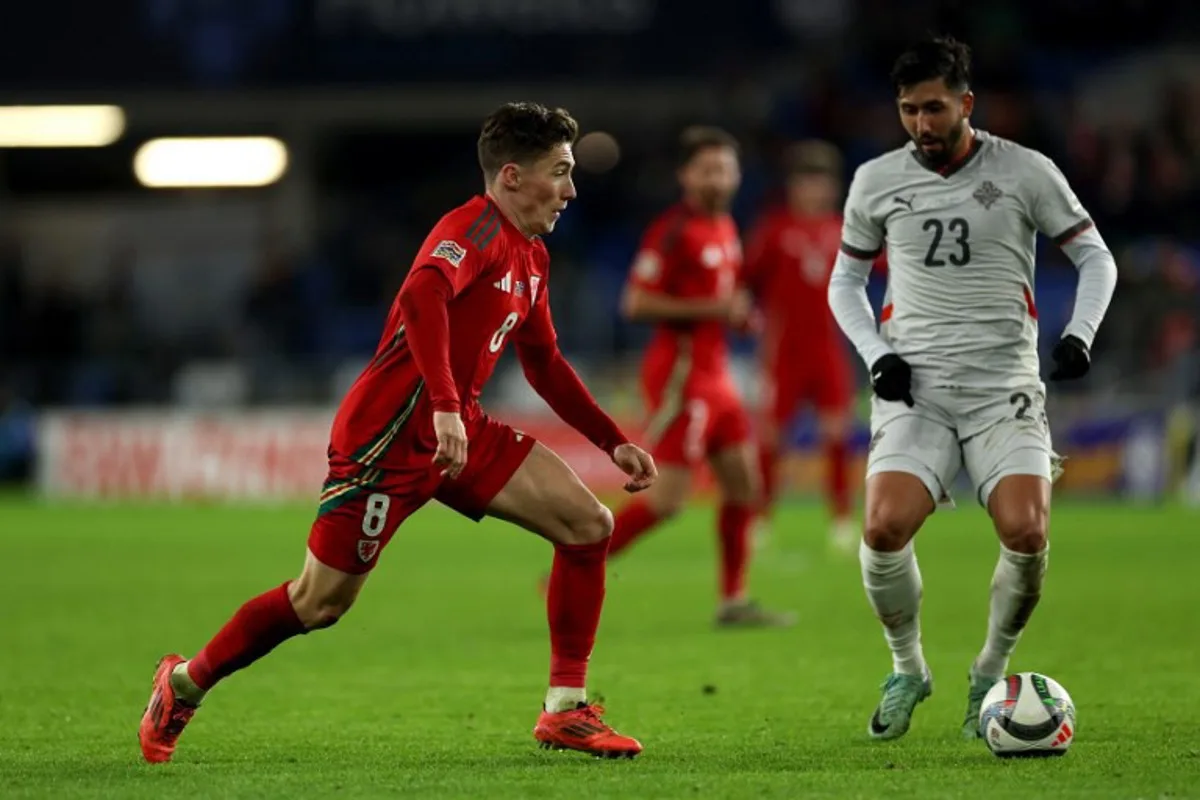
[515,287,628,456]
[739,215,774,297]
[518,342,629,456]
[1025,151,1117,348]
[397,267,460,413]
[828,249,894,370]
[828,164,893,370]
[1059,226,1117,347]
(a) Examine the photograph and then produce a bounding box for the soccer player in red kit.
[138,103,657,762]
[607,127,793,627]
[742,140,858,551]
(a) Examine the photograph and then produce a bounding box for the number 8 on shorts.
[361,493,391,537]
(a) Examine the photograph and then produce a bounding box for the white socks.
[974,544,1048,678]
[170,661,207,706]
[860,540,927,677]
[544,686,586,713]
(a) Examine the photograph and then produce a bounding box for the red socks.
[612,498,754,602]
[606,500,660,558]
[186,581,308,691]
[547,539,609,688]
[181,540,613,697]
[825,439,851,519]
[718,503,753,602]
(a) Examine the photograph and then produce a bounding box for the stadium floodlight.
[133,137,289,188]
[0,105,126,147]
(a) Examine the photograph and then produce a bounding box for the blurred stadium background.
[2,0,1199,504]
[3,3,1200,797]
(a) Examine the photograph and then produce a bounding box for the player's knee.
[721,470,759,507]
[562,499,614,546]
[863,500,922,552]
[995,513,1047,554]
[288,577,359,630]
[988,478,1050,554]
[712,449,761,507]
[647,491,686,520]
[293,594,355,630]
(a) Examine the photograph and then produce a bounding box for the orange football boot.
[138,654,197,763]
[533,703,642,758]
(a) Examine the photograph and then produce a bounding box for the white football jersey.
[841,130,1093,390]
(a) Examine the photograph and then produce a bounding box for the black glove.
[870,353,914,407]
[1049,334,1090,381]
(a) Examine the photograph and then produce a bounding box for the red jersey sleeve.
[626,211,684,294]
[410,207,499,296]
[515,277,629,456]
[397,269,459,412]
[740,213,778,296]
[397,202,504,413]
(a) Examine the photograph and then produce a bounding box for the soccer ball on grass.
[978,672,1075,757]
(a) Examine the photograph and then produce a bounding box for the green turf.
[1,497,1198,798]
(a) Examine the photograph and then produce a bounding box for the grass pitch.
[1,496,1197,798]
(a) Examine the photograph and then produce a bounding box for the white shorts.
[866,383,1062,509]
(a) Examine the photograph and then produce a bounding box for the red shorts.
[307,414,536,574]
[763,349,852,424]
[644,391,752,466]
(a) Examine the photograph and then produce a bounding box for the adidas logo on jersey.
[494,271,538,299]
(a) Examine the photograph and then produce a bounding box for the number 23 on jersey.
[922,217,971,267]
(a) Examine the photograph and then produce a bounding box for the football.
[978,672,1076,757]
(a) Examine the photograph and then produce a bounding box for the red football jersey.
[627,203,742,404]
[329,195,552,470]
[742,209,845,359]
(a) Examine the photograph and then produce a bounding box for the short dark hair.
[678,125,739,167]
[477,102,579,179]
[785,139,842,177]
[890,36,972,95]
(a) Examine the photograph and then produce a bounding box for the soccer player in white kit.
[827,37,1118,741]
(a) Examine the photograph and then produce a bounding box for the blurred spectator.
[1,6,1198,409]
[0,382,35,484]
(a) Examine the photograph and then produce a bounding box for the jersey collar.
[479,193,541,246]
[910,131,983,178]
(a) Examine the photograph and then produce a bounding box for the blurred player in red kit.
[139,103,657,762]
[607,126,793,627]
[742,140,858,551]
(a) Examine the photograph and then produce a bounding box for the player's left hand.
[612,443,657,493]
[733,308,765,337]
[727,289,755,330]
[1049,335,1090,381]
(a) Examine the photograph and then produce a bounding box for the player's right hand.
[432,411,468,479]
[870,354,914,408]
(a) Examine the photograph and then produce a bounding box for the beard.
[915,119,966,167]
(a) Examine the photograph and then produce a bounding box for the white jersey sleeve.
[1023,152,1118,348]
[1026,152,1092,244]
[828,164,893,369]
[840,165,886,258]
